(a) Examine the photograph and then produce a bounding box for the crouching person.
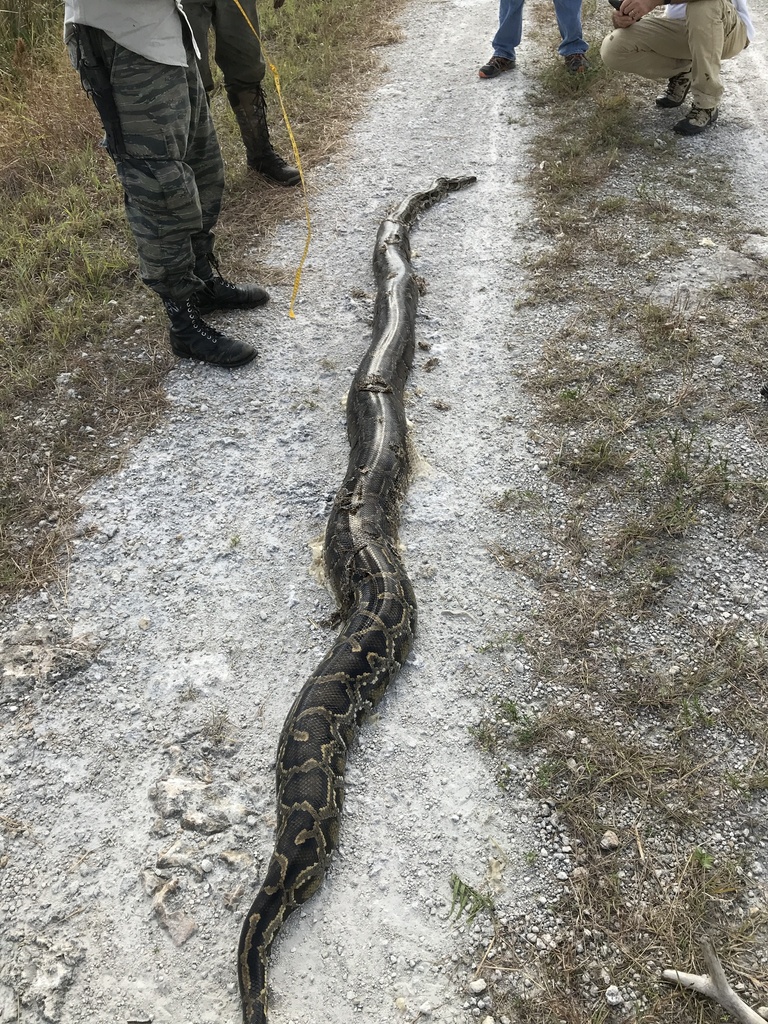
[600,0,754,136]
[64,0,269,367]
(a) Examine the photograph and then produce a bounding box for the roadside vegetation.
[0,0,400,600]
[4,1,767,1019]
[467,1,768,1020]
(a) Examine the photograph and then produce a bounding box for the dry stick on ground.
[662,936,768,1023]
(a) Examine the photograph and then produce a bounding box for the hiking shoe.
[564,53,589,73]
[164,298,257,368]
[195,275,269,314]
[673,105,718,136]
[656,72,691,108]
[478,55,516,79]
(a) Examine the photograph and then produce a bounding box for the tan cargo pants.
[600,0,748,109]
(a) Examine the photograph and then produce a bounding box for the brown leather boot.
[228,85,301,187]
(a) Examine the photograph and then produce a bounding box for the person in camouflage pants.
[65,3,269,367]
[183,0,300,186]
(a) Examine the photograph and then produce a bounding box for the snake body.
[238,175,476,1024]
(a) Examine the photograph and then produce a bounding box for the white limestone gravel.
[3,0,768,1021]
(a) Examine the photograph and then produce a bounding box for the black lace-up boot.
[163,297,257,367]
[194,254,270,314]
[228,85,301,187]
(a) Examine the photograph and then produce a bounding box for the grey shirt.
[63,0,199,66]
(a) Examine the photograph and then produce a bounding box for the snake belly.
[237,175,477,1024]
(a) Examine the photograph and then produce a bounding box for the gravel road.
[2,0,768,1021]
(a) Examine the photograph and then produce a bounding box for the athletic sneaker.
[478,55,516,79]
[673,105,718,136]
[564,53,589,73]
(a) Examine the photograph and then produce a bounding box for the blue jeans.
[491,0,588,59]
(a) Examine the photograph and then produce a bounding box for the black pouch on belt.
[70,23,126,158]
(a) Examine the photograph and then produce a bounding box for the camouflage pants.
[183,0,267,94]
[69,25,225,301]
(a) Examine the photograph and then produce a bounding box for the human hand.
[617,0,659,19]
[612,8,635,26]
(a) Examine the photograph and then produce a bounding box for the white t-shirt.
[63,0,197,66]
[666,0,756,41]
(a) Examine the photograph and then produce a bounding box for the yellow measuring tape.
[231,0,310,318]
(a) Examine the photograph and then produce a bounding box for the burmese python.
[238,175,476,1024]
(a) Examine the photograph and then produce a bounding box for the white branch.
[662,936,765,1024]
